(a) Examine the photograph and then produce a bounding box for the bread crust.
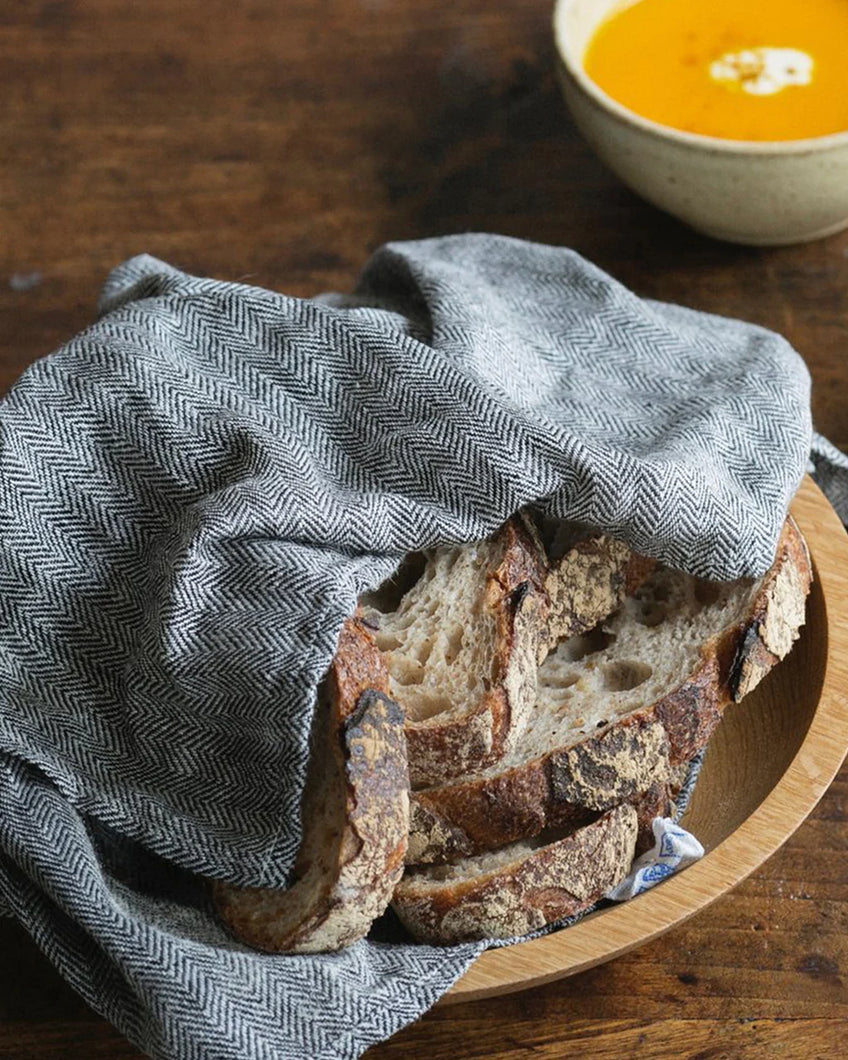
[214,619,409,953]
[392,804,638,944]
[406,517,812,866]
[408,715,670,865]
[545,533,656,652]
[729,516,812,700]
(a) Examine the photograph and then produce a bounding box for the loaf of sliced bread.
[215,507,810,953]
[214,618,409,953]
[406,516,811,866]
[392,804,639,944]
[360,516,550,788]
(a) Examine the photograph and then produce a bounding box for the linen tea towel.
[0,234,815,1059]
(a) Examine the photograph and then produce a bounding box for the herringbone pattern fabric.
[0,234,817,1058]
[0,755,484,1060]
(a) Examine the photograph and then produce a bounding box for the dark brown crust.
[625,550,659,595]
[632,779,675,856]
[404,516,549,788]
[546,716,670,805]
[406,517,812,866]
[392,805,638,944]
[330,613,391,711]
[214,619,409,954]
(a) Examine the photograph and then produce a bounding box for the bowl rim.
[552,0,848,156]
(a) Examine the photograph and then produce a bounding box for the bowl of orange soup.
[552,0,848,244]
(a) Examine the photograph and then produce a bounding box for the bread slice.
[360,516,550,788]
[214,618,409,954]
[406,517,811,866]
[392,804,638,944]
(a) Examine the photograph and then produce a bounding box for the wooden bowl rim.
[443,475,848,1003]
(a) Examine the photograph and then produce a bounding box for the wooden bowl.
[444,475,848,1003]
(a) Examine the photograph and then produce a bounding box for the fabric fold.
[0,235,824,1059]
[0,235,812,888]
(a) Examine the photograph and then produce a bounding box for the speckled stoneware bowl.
[553,0,848,246]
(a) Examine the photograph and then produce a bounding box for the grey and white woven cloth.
[0,233,834,1059]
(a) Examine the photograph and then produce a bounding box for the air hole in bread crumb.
[443,626,464,665]
[558,626,614,662]
[553,693,574,713]
[694,580,722,606]
[540,671,579,690]
[415,637,434,667]
[601,660,652,692]
[375,632,404,652]
[388,656,426,686]
[636,602,667,627]
[403,691,453,721]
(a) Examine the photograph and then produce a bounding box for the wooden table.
[1,2,847,1057]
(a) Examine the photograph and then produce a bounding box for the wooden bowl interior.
[681,559,825,851]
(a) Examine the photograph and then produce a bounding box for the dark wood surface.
[1,2,847,1058]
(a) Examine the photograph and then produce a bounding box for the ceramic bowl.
[552,0,848,245]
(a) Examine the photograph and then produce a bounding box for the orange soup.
[583,0,848,141]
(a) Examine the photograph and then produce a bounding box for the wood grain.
[371,1019,848,1060]
[2,2,848,1059]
